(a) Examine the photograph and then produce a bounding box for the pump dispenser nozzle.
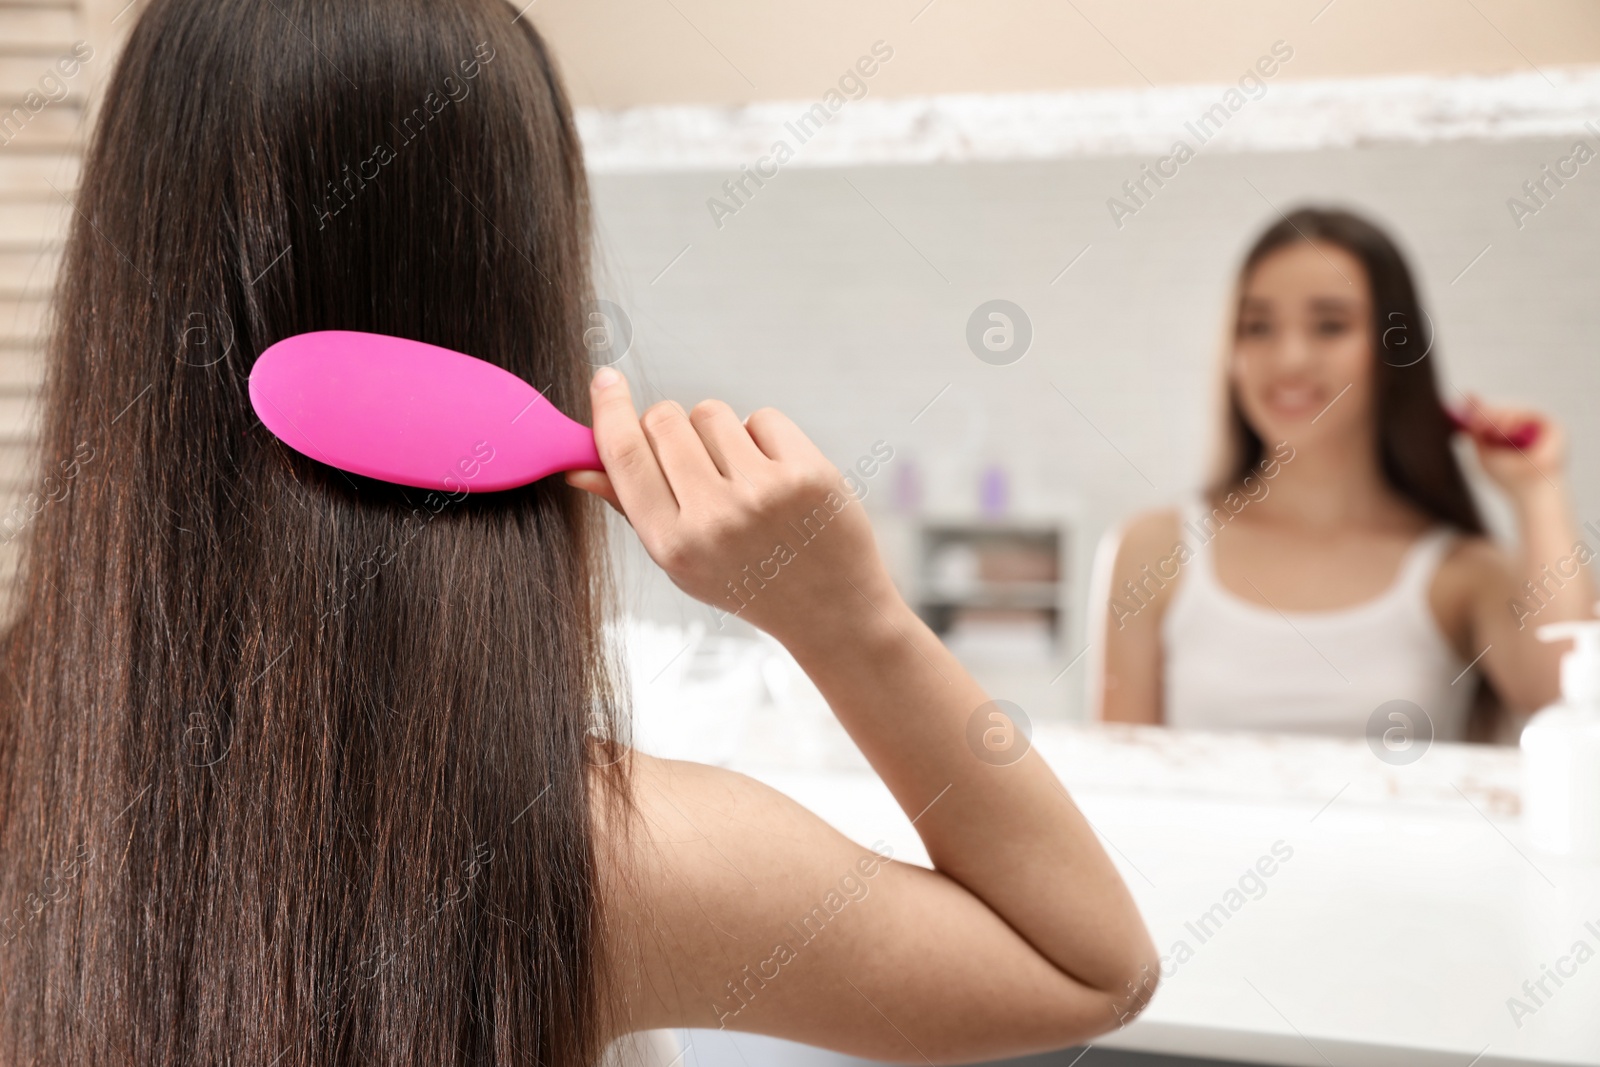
[1537,608,1600,706]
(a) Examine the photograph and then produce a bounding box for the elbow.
[1035,963,1162,1058]
[1105,953,1161,1031]
[936,954,1164,1063]
[1084,937,1163,1038]
[1046,948,1163,1049]
[1519,677,1561,715]
[1499,672,1559,718]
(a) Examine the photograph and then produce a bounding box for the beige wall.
[532,0,1600,108]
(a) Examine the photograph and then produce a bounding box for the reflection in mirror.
[585,84,1600,748]
[1092,206,1594,745]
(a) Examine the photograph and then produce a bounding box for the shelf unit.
[912,520,1077,725]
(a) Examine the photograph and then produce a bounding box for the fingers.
[640,400,723,502]
[1459,393,1543,446]
[688,399,769,481]
[588,368,678,521]
[744,406,825,465]
[565,470,623,513]
[586,372,820,521]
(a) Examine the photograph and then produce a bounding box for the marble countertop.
[625,623,1599,1066]
[625,620,1522,816]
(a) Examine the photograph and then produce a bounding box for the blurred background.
[4,0,1600,725]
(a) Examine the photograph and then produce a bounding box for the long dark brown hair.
[0,1,634,1063]
[1212,206,1486,537]
[1211,207,1504,738]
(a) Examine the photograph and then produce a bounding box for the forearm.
[1491,478,1598,709]
[781,583,1157,1000]
[1514,477,1596,622]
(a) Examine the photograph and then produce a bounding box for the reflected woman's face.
[1231,241,1374,450]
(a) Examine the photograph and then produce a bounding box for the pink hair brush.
[248,330,603,492]
[1444,406,1540,450]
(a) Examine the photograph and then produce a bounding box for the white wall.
[590,134,1600,720]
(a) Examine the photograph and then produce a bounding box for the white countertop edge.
[1100,1017,1597,1067]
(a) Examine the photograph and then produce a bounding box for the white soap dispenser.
[1523,616,1600,859]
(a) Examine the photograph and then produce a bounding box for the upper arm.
[1437,537,1561,714]
[1090,509,1181,725]
[595,753,1147,1064]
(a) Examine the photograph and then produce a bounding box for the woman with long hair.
[0,1,1157,1063]
[1093,206,1594,741]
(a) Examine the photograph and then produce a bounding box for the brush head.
[248,330,603,493]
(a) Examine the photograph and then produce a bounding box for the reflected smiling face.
[1231,240,1373,449]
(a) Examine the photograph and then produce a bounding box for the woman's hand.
[1453,394,1593,713]
[565,368,897,646]
[1456,394,1567,500]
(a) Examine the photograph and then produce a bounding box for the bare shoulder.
[1114,506,1184,560]
[1435,532,1514,599]
[1102,506,1188,619]
[1441,532,1507,572]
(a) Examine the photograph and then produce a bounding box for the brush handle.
[489,388,604,488]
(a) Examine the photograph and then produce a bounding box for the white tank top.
[1161,501,1476,739]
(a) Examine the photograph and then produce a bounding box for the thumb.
[565,469,624,514]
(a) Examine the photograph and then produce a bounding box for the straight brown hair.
[1210,207,1502,738]
[1211,206,1486,537]
[0,1,633,1062]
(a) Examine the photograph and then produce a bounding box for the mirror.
[556,10,1600,745]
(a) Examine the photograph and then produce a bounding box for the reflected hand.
[1455,393,1566,497]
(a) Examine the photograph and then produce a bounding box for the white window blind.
[1,0,119,602]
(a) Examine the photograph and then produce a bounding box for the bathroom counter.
[637,674,1600,1066]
